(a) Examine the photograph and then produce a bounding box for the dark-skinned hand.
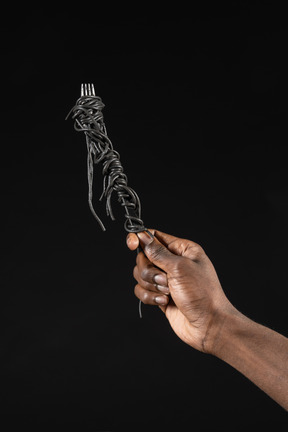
[126,229,234,353]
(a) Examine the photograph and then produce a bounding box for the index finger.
[127,229,180,251]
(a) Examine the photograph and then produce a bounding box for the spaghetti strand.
[67,93,147,233]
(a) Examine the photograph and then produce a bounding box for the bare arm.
[208,308,288,410]
[127,229,288,410]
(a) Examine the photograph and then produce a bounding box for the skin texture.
[126,229,288,410]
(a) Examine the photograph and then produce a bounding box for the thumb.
[137,230,178,272]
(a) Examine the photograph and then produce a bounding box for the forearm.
[209,307,288,410]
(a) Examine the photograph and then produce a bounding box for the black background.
[2,2,288,430]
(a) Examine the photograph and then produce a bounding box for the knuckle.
[134,284,141,300]
[134,284,151,304]
[141,290,150,304]
[184,242,205,260]
[147,243,165,261]
[133,265,139,281]
[140,266,151,281]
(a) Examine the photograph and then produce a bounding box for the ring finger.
[133,265,170,295]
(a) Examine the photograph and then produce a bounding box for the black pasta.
[66,84,150,234]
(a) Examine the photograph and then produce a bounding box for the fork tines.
[81,83,96,97]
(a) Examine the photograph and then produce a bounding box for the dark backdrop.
[2,3,288,430]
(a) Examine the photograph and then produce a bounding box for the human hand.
[126,229,235,353]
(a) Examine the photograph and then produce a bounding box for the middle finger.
[136,251,169,288]
[133,265,170,295]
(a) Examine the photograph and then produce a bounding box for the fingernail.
[155,296,168,305]
[153,274,167,286]
[156,285,170,294]
[137,231,154,246]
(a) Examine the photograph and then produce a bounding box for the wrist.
[202,303,245,356]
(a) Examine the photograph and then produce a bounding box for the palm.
[164,300,204,351]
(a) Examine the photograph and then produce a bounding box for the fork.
[81,83,96,97]
[81,82,146,317]
[75,83,148,317]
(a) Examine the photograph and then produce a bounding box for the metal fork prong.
[81,83,96,97]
